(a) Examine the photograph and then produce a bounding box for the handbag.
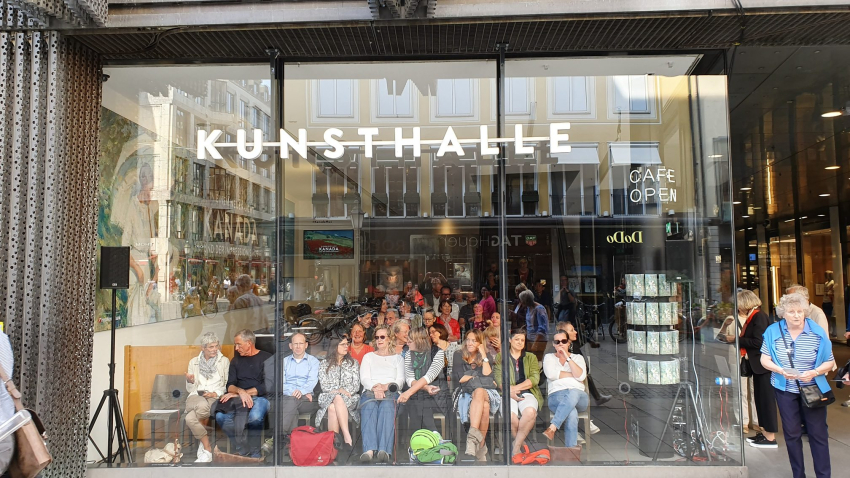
[0,367,51,478]
[780,329,835,409]
[547,445,582,463]
[740,357,753,378]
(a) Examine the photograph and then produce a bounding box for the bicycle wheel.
[609,317,627,343]
[295,318,325,345]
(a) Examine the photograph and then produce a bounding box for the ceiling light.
[740,187,752,191]
[708,154,722,158]
[741,215,750,218]
[818,214,826,217]
[732,201,741,205]
[825,166,840,170]
[785,219,795,223]
[821,111,842,118]
[819,193,830,197]
[800,216,808,219]
[748,227,753,230]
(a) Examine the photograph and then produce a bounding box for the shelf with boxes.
[624,273,683,385]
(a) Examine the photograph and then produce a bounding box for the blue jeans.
[548,388,588,447]
[359,392,398,454]
[215,396,270,453]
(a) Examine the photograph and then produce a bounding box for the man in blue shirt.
[279,333,319,445]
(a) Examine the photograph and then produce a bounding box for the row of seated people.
[181,321,591,464]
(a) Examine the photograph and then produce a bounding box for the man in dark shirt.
[215,329,272,456]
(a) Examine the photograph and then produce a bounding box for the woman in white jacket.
[185,332,230,462]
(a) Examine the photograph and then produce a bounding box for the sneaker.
[589,420,601,435]
[376,450,390,463]
[196,445,207,460]
[195,448,212,463]
[748,436,778,448]
[842,399,850,407]
[746,432,765,443]
[577,433,586,445]
[261,438,274,455]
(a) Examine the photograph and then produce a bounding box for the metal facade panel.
[0,30,101,478]
[66,11,850,62]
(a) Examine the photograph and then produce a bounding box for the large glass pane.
[93,65,276,467]
[504,58,739,467]
[283,60,497,466]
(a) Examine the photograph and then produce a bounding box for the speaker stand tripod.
[652,381,712,462]
[88,289,133,464]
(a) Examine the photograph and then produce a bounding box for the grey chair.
[132,374,188,448]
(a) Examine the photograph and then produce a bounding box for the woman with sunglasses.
[452,329,501,461]
[542,330,588,447]
[316,336,360,450]
[359,324,405,463]
[349,322,374,364]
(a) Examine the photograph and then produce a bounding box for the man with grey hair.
[215,329,272,457]
[385,308,399,327]
[785,285,829,332]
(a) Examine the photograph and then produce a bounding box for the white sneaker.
[577,433,586,445]
[589,420,601,435]
[195,448,212,463]
[196,446,206,460]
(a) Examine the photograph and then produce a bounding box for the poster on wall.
[303,230,355,259]
[583,278,597,293]
[454,263,471,279]
[568,277,580,293]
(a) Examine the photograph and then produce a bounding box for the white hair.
[776,292,809,318]
[785,284,809,301]
[200,332,220,348]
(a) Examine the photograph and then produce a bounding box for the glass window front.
[93,57,737,469]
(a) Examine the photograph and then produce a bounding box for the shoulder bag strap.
[779,323,805,390]
[0,365,24,412]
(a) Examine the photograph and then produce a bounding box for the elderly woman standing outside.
[316,336,360,450]
[185,332,230,463]
[728,290,777,448]
[761,293,835,478]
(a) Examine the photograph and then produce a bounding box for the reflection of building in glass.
[100,72,275,328]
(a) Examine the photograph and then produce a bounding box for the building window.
[316,79,356,118]
[175,109,189,146]
[372,147,418,218]
[226,92,234,114]
[493,164,537,216]
[550,76,594,116]
[547,143,599,216]
[209,167,232,201]
[505,77,531,116]
[608,142,663,216]
[610,75,654,115]
[375,79,414,118]
[192,163,205,198]
[435,79,475,118]
[314,153,360,219]
[172,156,189,195]
[192,206,204,242]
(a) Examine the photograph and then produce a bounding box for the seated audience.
[471,304,488,331]
[542,330,588,447]
[316,336,360,450]
[494,330,541,459]
[452,329,501,461]
[359,325,405,463]
[391,320,411,357]
[422,310,437,328]
[349,322,374,364]
[215,329,272,457]
[483,324,501,357]
[185,332,230,463]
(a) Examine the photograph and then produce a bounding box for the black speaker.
[100,247,130,290]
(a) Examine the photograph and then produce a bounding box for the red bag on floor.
[290,426,338,466]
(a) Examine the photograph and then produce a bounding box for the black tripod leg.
[687,384,712,462]
[111,392,133,463]
[653,384,684,461]
[88,392,108,461]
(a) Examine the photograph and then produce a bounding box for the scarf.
[198,351,219,380]
[410,350,432,381]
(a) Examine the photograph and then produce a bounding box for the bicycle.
[608,299,627,343]
[292,303,364,345]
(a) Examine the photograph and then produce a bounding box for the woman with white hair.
[185,332,230,462]
[761,293,835,477]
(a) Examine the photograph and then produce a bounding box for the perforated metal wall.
[0,31,101,478]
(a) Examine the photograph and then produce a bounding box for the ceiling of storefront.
[729,45,850,229]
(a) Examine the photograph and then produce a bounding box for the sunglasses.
[375,335,388,340]
[553,339,570,345]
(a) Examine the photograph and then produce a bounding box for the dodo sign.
[606,231,643,244]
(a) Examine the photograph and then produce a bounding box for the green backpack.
[409,429,458,464]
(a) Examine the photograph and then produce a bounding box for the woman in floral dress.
[316,336,361,449]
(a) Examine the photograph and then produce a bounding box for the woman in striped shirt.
[398,327,447,442]
[760,292,835,478]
